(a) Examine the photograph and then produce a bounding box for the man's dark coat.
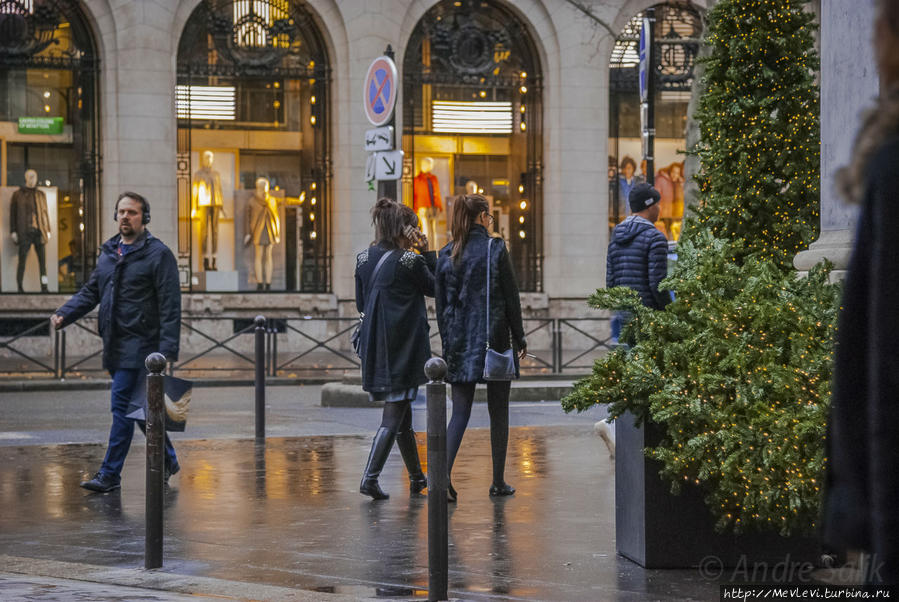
[355,244,436,393]
[56,231,181,370]
[606,215,670,309]
[825,139,899,585]
[435,225,526,384]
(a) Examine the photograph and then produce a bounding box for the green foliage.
[688,0,820,267]
[563,0,838,535]
[565,234,840,535]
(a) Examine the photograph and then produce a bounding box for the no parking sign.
[363,55,398,127]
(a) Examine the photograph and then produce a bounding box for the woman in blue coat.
[435,194,527,501]
[356,198,436,500]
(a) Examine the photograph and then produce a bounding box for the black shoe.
[360,427,396,500]
[360,479,389,500]
[80,472,120,493]
[489,482,515,497]
[447,482,458,503]
[256,283,264,291]
[396,428,427,494]
[164,462,181,483]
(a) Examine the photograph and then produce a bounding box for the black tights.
[446,381,511,487]
[379,400,412,434]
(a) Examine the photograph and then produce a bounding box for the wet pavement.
[0,424,720,600]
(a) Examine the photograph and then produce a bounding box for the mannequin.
[192,150,225,271]
[10,169,51,292]
[412,157,442,242]
[244,177,280,291]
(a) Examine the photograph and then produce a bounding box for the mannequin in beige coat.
[244,177,280,291]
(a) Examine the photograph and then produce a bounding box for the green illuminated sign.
[18,117,64,135]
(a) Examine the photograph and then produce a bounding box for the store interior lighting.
[176,85,236,120]
[432,100,513,134]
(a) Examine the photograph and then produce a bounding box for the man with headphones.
[51,192,182,493]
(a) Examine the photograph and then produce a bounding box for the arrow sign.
[364,126,394,152]
[374,150,404,181]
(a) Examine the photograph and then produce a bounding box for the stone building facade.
[0,0,711,321]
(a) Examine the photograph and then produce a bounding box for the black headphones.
[114,192,151,225]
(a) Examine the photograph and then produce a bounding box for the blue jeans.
[99,369,178,479]
[610,311,633,346]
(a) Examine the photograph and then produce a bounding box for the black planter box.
[615,411,820,568]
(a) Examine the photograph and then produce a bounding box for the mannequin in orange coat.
[413,157,442,242]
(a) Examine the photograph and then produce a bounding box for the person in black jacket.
[356,198,435,500]
[50,192,181,493]
[824,0,899,583]
[435,194,527,501]
[606,183,671,343]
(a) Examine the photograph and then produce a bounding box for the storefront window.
[177,0,330,292]
[0,0,100,293]
[608,2,702,241]
[403,0,543,291]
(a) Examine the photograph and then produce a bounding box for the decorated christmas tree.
[563,0,839,535]
[687,0,820,265]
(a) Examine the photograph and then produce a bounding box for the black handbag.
[351,249,397,357]
[482,238,516,381]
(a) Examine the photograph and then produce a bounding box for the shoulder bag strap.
[369,248,397,287]
[485,238,493,350]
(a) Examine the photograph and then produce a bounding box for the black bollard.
[425,357,448,601]
[145,352,167,569]
[254,315,266,442]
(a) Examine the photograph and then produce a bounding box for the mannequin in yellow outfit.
[192,150,226,270]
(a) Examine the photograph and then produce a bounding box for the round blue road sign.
[363,56,398,126]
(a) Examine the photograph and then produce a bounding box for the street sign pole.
[377,45,398,201]
[640,9,656,186]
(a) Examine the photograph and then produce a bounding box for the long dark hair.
[372,197,418,249]
[450,194,490,263]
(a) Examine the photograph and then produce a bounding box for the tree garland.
[563,0,839,536]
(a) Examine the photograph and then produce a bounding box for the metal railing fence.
[0,314,613,381]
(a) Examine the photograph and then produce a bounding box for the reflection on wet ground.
[0,427,719,600]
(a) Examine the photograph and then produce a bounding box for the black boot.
[396,428,427,494]
[360,427,396,500]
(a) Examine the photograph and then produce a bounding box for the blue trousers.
[99,369,178,479]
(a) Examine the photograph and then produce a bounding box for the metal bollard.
[145,352,167,569]
[425,357,448,602]
[254,315,266,441]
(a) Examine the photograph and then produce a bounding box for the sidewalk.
[0,423,719,600]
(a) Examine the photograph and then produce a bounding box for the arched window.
[608,2,702,242]
[403,0,543,291]
[0,0,100,294]
[177,0,330,292]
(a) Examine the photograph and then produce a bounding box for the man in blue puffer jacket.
[51,192,182,493]
[606,183,671,342]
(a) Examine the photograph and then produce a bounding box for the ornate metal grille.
[176,0,331,292]
[403,0,544,292]
[609,2,703,94]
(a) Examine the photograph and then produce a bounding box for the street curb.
[320,381,575,407]
[0,555,373,601]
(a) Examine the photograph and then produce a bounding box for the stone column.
[794,0,877,278]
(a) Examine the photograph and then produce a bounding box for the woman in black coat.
[824,1,899,583]
[435,194,527,501]
[356,198,436,500]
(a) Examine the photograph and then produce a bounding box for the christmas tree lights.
[562,0,839,536]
